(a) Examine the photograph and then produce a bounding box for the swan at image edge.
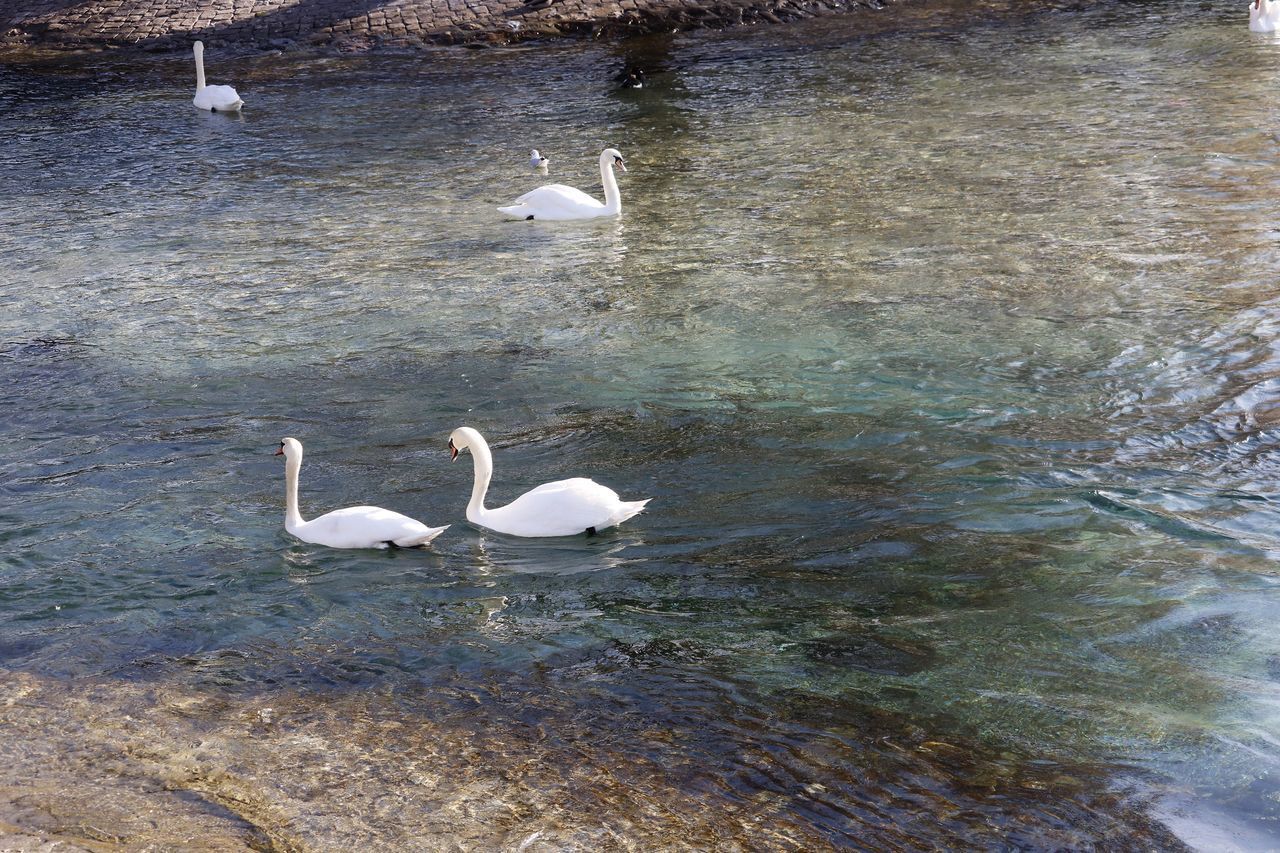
[448,426,650,537]
[499,148,626,221]
[192,41,244,112]
[276,437,448,548]
[1249,0,1279,31]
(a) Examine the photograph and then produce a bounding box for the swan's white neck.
[599,153,621,216]
[283,453,306,532]
[194,43,207,91]
[465,436,494,526]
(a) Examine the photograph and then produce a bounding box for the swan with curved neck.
[498,148,626,221]
[192,41,244,112]
[530,149,549,170]
[1251,0,1278,31]
[276,437,447,548]
[448,426,649,537]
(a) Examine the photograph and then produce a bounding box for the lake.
[1,0,1278,847]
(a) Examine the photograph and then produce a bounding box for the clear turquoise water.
[3,0,1280,845]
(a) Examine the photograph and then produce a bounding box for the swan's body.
[530,149,549,170]
[1251,0,1279,31]
[499,148,626,221]
[192,41,243,112]
[448,426,649,537]
[276,437,447,549]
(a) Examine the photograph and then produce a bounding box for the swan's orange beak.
[449,438,458,461]
[615,157,627,172]
[273,447,284,456]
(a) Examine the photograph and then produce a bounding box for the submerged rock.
[0,666,1188,849]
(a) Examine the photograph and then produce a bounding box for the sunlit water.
[3,0,1280,847]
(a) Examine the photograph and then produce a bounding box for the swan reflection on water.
[466,529,646,576]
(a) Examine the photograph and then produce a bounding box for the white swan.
[499,148,626,221]
[275,437,447,548]
[1250,0,1278,31]
[192,41,244,112]
[448,426,649,537]
[530,149,549,170]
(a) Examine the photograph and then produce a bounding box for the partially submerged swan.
[448,426,649,537]
[276,437,447,549]
[192,41,244,112]
[499,148,626,221]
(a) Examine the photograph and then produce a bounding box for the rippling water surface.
[3,0,1280,847]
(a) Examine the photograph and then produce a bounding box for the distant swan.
[275,437,447,548]
[448,426,649,537]
[530,149,549,170]
[192,41,244,112]
[499,148,626,221]
[1250,0,1278,31]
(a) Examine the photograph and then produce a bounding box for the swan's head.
[449,426,484,462]
[275,437,303,461]
[602,148,627,172]
[193,40,204,56]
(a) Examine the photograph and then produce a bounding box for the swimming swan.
[275,437,448,548]
[192,41,244,112]
[617,67,645,89]
[530,149,550,170]
[1250,0,1278,31]
[448,426,649,537]
[499,148,626,221]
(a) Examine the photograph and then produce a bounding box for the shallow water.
[3,0,1280,847]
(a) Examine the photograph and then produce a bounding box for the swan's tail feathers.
[612,498,651,526]
[398,524,449,547]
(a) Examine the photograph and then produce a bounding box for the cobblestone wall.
[0,0,896,51]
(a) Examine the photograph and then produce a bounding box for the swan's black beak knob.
[449,438,458,462]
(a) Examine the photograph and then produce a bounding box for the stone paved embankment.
[0,0,897,52]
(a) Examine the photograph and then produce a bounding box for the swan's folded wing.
[307,505,432,548]
[523,477,616,499]
[203,84,243,109]
[498,478,622,533]
[512,184,605,212]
